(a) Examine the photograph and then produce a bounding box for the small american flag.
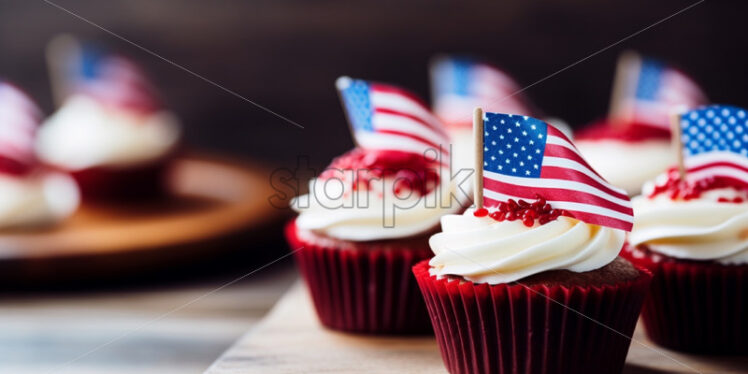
[0,82,41,171]
[678,105,748,187]
[612,54,706,129]
[431,56,534,127]
[68,44,161,112]
[337,77,450,160]
[482,112,633,231]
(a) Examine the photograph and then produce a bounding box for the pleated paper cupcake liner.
[70,157,172,201]
[285,220,434,335]
[623,244,748,354]
[413,260,652,374]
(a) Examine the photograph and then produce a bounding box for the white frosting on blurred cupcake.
[36,95,180,170]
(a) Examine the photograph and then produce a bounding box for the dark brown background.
[1,0,745,170]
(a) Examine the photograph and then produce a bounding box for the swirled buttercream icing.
[428,208,625,284]
[631,183,748,265]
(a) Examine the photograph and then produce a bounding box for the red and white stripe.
[435,63,533,127]
[483,126,634,231]
[80,56,160,113]
[359,83,450,160]
[629,70,707,130]
[684,151,748,189]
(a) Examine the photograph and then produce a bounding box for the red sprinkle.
[482,195,565,226]
[473,208,489,217]
[648,168,747,202]
[319,148,441,196]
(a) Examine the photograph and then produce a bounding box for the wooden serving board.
[0,154,286,282]
[205,282,748,374]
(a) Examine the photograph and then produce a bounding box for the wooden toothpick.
[46,34,79,108]
[608,51,641,128]
[474,107,484,209]
[670,112,686,180]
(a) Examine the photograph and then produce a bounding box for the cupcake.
[286,77,463,334]
[623,105,748,354]
[37,36,181,201]
[430,56,571,173]
[575,52,707,195]
[430,56,536,172]
[414,112,651,373]
[0,82,79,228]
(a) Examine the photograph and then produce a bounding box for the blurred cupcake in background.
[37,36,181,202]
[430,56,537,172]
[0,82,78,228]
[575,51,707,195]
[624,104,748,354]
[286,77,463,334]
[430,56,571,173]
[414,112,650,374]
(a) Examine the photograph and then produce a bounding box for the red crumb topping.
[648,168,746,202]
[575,120,671,143]
[319,148,440,196]
[474,195,573,227]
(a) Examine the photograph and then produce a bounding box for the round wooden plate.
[0,154,287,283]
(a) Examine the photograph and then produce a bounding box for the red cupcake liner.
[70,158,172,202]
[285,220,434,335]
[413,260,652,374]
[622,244,748,354]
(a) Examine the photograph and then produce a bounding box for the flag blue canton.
[79,45,106,81]
[680,105,748,157]
[432,57,472,97]
[338,78,374,132]
[450,58,472,96]
[483,112,547,178]
[635,59,664,100]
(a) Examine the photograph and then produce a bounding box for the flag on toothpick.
[479,111,633,231]
[336,76,450,160]
[430,56,534,127]
[609,52,707,130]
[47,35,161,112]
[675,105,748,188]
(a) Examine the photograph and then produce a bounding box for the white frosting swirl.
[576,139,675,195]
[0,171,79,229]
[292,166,463,242]
[630,188,748,265]
[36,95,180,170]
[428,209,625,284]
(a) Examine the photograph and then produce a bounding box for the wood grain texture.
[207,283,748,374]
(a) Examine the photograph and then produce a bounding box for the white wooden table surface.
[0,262,297,374]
